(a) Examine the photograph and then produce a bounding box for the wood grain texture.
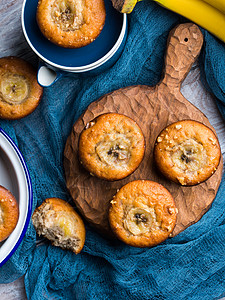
[64,23,223,238]
[0,277,26,300]
[0,0,38,66]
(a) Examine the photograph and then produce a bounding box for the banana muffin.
[78,113,145,181]
[36,0,106,48]
[0,185,19,243]
[0,56,43,119]
[32,198,86,254]
[109,180,177,247]
[154,120,221,186]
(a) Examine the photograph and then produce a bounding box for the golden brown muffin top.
[78,113,145,181]
[109,180,177,247]
[154,120,221,186]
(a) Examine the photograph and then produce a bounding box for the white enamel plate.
[0,128,32,266]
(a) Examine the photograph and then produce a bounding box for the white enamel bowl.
[0,128,32,266]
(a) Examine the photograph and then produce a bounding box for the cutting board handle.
[161,23,203,88]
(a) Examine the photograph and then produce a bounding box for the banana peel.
[111,0,142,13]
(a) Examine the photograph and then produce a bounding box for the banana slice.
[170,139,207,172]
[44,210,75,237]
[0,74,29,105]
[124,207,154,235]
[95,136,131,167]
[51,0,84,31]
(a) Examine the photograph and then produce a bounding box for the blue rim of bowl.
[21,0,127,71]
[0,128,33,267]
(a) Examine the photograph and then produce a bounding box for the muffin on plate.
[109,180,177,247]
[154,120,221,186]
[32,198,85,254]
[0,56,43,119]
[0,185,19,243]
[78,113,145,181]
[36,0,106,48]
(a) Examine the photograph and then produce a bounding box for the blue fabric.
[1,1,225,299]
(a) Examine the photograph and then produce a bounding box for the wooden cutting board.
[64,23,223,238]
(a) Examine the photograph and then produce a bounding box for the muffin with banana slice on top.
[0,56,43,119]
[36,0,106,48]
[109,180,177,247]
[154,120,221,186]
[78,113,145,181]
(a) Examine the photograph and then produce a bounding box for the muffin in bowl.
[36,0,106,48]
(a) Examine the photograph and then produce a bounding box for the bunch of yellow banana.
[111,0,225,43]
[154,0,225,43]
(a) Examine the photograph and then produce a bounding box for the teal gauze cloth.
[1,1,225,299]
